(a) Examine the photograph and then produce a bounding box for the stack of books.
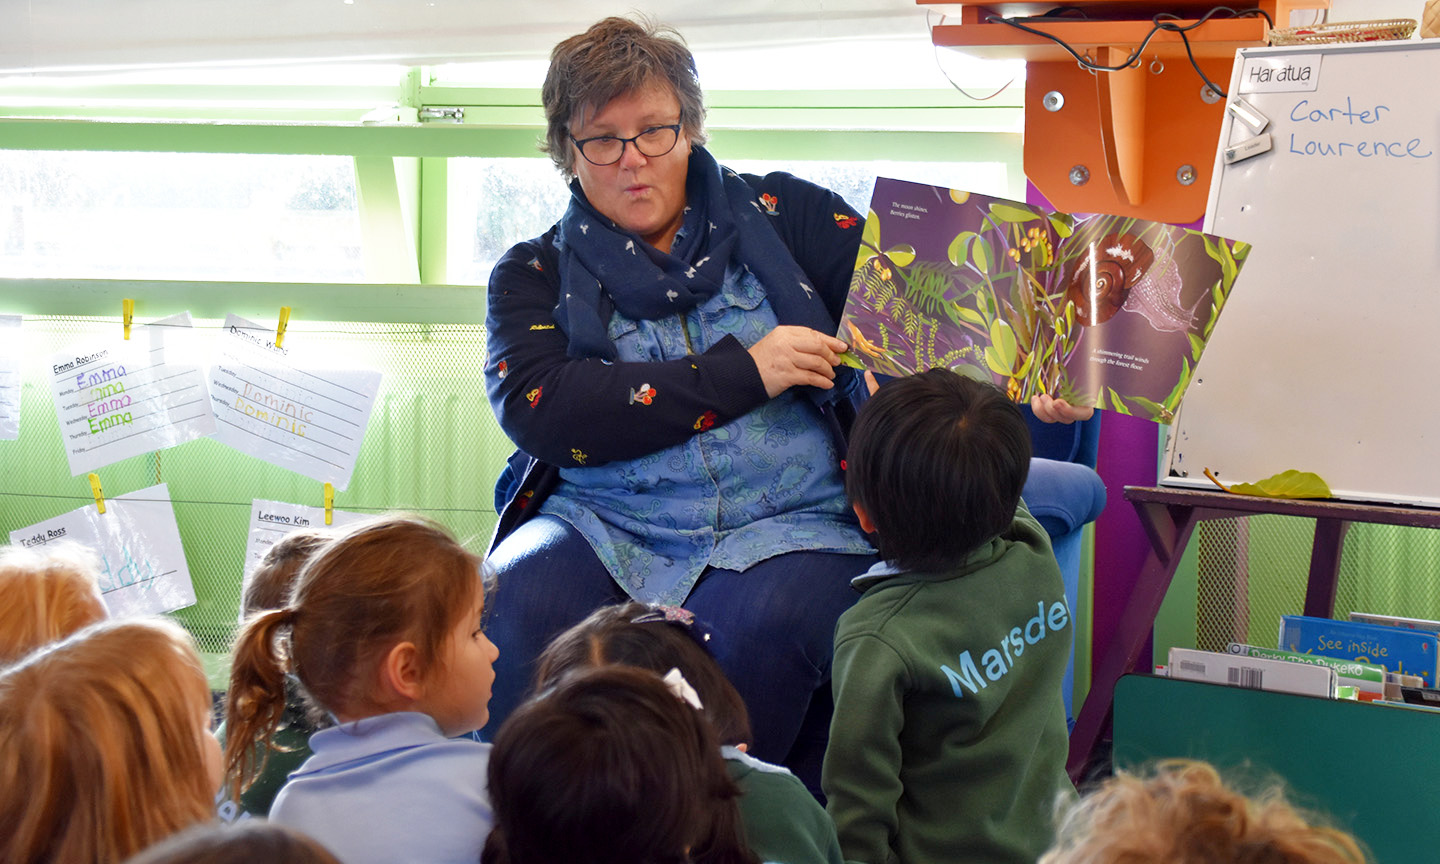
[1162,612,1440,707]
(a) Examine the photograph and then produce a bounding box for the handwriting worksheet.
[209,314,380,490]
[9,483,195,617]
[0,315,19,440]
[48,312,216,475]
[238,498,369,616]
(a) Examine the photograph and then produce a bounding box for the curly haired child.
[1039,759,1371,864]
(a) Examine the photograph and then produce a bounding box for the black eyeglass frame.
[569,124,683,167]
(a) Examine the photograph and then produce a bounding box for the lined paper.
[237,498,369,619]
[10,483,196,617]
[209,314,380,491]
[0,315,19,440]
[49,312,216,476]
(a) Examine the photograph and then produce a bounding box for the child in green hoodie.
[823,369,1076,864]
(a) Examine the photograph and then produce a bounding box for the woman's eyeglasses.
[570,124,682,166]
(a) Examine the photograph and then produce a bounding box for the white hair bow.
[662,667,704,711]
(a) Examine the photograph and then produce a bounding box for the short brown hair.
[846,369,1031,570]
[242,529,331,618]
[541,15,708,178]
[1040,760,1370,864]
[485,665,755,864]
[0,541,106,665]
[124,821,341,864]
[224,515,483,796]
[535,601,752,747]
[0,618,215,864]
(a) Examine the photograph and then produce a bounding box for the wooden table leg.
[1303,518,1351,618]
[1067,502,1203,781]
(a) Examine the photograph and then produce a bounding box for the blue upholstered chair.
[1019,408,1107,730]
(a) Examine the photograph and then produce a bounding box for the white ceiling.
[0,0,938,73]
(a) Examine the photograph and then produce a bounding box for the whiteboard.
[1164,39,1440,506]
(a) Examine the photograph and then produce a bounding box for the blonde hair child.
[0,540,107,665]
[0,617,222,864]
[224,515,499,864]
[1040,760,1370,864]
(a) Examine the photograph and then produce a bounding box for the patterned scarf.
[553,146,837,361]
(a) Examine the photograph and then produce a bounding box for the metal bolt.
[1200,85,1223,104]
[1043,90,1065,112]
[1069,165,1090,186]
[1176,164,1197,186]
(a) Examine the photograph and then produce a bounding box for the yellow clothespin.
[323,482,334,526]
[122,299,134,340]
[275,306,292,349]
[88,473,106,515]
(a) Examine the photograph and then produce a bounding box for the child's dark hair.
[122,821,341,864]
[846,369,1032,571]
[534,601,752,746]
[223,514,482,797]
[484,665,758,864]
[241,529,332,618]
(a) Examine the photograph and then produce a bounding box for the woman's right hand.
[748,325,851,398]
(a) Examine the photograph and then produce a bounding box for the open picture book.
[837,177,1251,423]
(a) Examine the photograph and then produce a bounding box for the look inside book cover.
[837,177,1251,423]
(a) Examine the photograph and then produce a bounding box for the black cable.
[1154,8,1274,98]
[984,5,1275,96]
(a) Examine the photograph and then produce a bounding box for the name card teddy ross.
[0,314,19,441]
[209,314,381,492]
[9,483,195,618]
[238,498,368,616]
[48,312,217,476]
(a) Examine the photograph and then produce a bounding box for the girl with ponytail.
[223,514,499,864]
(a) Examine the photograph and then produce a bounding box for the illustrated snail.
[1065,233,1155,326]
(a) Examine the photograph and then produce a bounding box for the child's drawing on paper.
[838,179,1250,423]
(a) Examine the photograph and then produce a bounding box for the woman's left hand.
[748,326,850,398]
[1030,393,1095,424]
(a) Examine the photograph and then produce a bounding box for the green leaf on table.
[1206,469,1333,499]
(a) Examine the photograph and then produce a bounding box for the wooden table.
[1067,485,1440,780]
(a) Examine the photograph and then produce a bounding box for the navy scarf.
[553,146,837,361]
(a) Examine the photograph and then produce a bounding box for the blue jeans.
[481,514,877,794]
[481,457,1101,792]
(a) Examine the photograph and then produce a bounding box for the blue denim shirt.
[539,264,873,605]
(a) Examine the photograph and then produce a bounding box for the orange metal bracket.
[925,1,1329,221]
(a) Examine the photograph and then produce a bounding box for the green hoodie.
[823,501,1076,864]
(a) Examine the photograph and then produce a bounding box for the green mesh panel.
[1195,516,1440,653]
[0,315,511,685]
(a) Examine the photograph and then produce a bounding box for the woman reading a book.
[481,13,1093,792]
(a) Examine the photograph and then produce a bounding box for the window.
[0,151,362,282]
[446,155,1012,285]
